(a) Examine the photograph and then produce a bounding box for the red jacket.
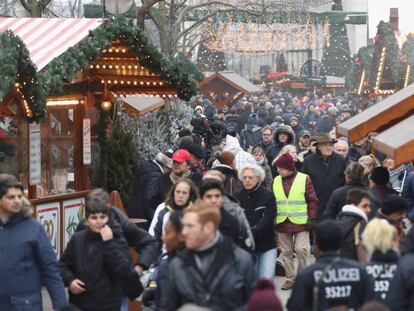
[276,171,319,233]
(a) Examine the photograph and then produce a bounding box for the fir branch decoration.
[0,31,46,122]
[41,17,197,101]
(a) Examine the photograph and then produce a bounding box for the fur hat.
[274,153,295,171]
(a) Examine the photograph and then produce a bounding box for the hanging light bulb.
[101,100,112,111]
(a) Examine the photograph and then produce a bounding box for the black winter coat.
[302,152,346,218]
[336,207,367,261]
[59,229,137,311]
[128,160,163,220]
[160,235,256,310]
[77,207,158,269]
[287,251,373,311]
[386,252,414,310]
[365,250,398,303]
[324,181,368,219]
[234,185,276,252]
[220,208,242,247]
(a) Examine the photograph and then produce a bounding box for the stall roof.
[200,71,262,94]
[337,83,414,142]
[120,96,165,118]
[372,115,414,166]
[0,18,102,70]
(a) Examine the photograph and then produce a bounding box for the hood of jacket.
[273,124,295,146]
[341,204,368,223]
[4,197,33,226]
[223,134,242,154]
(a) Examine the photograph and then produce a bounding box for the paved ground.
[42,255,315,310]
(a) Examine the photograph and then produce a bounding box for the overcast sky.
[368,0,414,37]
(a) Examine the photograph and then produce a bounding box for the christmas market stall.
[199,71,262,110]
[337,82,414,143]
[0,17,197,257]
[0,31,46,192]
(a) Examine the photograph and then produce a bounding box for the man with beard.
[150,149,202,213]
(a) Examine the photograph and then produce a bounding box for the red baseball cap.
[172,149,192,163]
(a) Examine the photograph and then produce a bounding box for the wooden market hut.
[0,18,197,259]
[199,71,262,110]
[0,31,46,191]
[337,82,414,166]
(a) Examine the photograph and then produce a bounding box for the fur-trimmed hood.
[20,196,34,218]
[273,124,295,146]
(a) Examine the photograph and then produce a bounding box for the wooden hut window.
[0,115,29,191]
[39,107,77,197]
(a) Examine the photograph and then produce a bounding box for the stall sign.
[36,202,60,256]
[83,118,91,165]
[63,198,85,249]
[29,123,41,185]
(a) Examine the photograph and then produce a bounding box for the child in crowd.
[59,189,140,311]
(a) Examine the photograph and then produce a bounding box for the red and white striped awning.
[0,18,102,71]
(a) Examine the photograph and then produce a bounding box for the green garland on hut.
[0,31,46,122]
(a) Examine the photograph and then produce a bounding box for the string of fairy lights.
[202,16,326,53]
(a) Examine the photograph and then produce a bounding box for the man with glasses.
[257,125,274,153]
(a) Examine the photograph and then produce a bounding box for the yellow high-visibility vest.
[273,172,308,225]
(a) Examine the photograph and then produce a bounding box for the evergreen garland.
[370,21,400,88]
[0,31,46,122]
[40,17,197,101]
[321,0,352,77]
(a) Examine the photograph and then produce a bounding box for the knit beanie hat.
[179,136,194,149]
[219,151,235,167]
[370,166,390,185]
[382,195,408,215]
[274,153,295,171]
[247,279,283,311]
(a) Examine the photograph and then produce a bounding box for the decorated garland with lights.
[41,17,198,101]
[0,31,46,121]
[370,21,400,95]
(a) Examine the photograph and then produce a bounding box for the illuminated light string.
[404,65,411,88]
[14,82,33,118]
[202,18,323,53]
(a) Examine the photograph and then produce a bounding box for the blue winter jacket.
[0,203,67,310]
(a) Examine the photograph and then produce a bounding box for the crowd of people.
[2,88,414,311]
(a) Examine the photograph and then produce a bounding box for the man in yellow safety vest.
[273,153,319,290]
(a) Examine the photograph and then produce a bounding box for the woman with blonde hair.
[363,218,399,302]
[359,154,380,185]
